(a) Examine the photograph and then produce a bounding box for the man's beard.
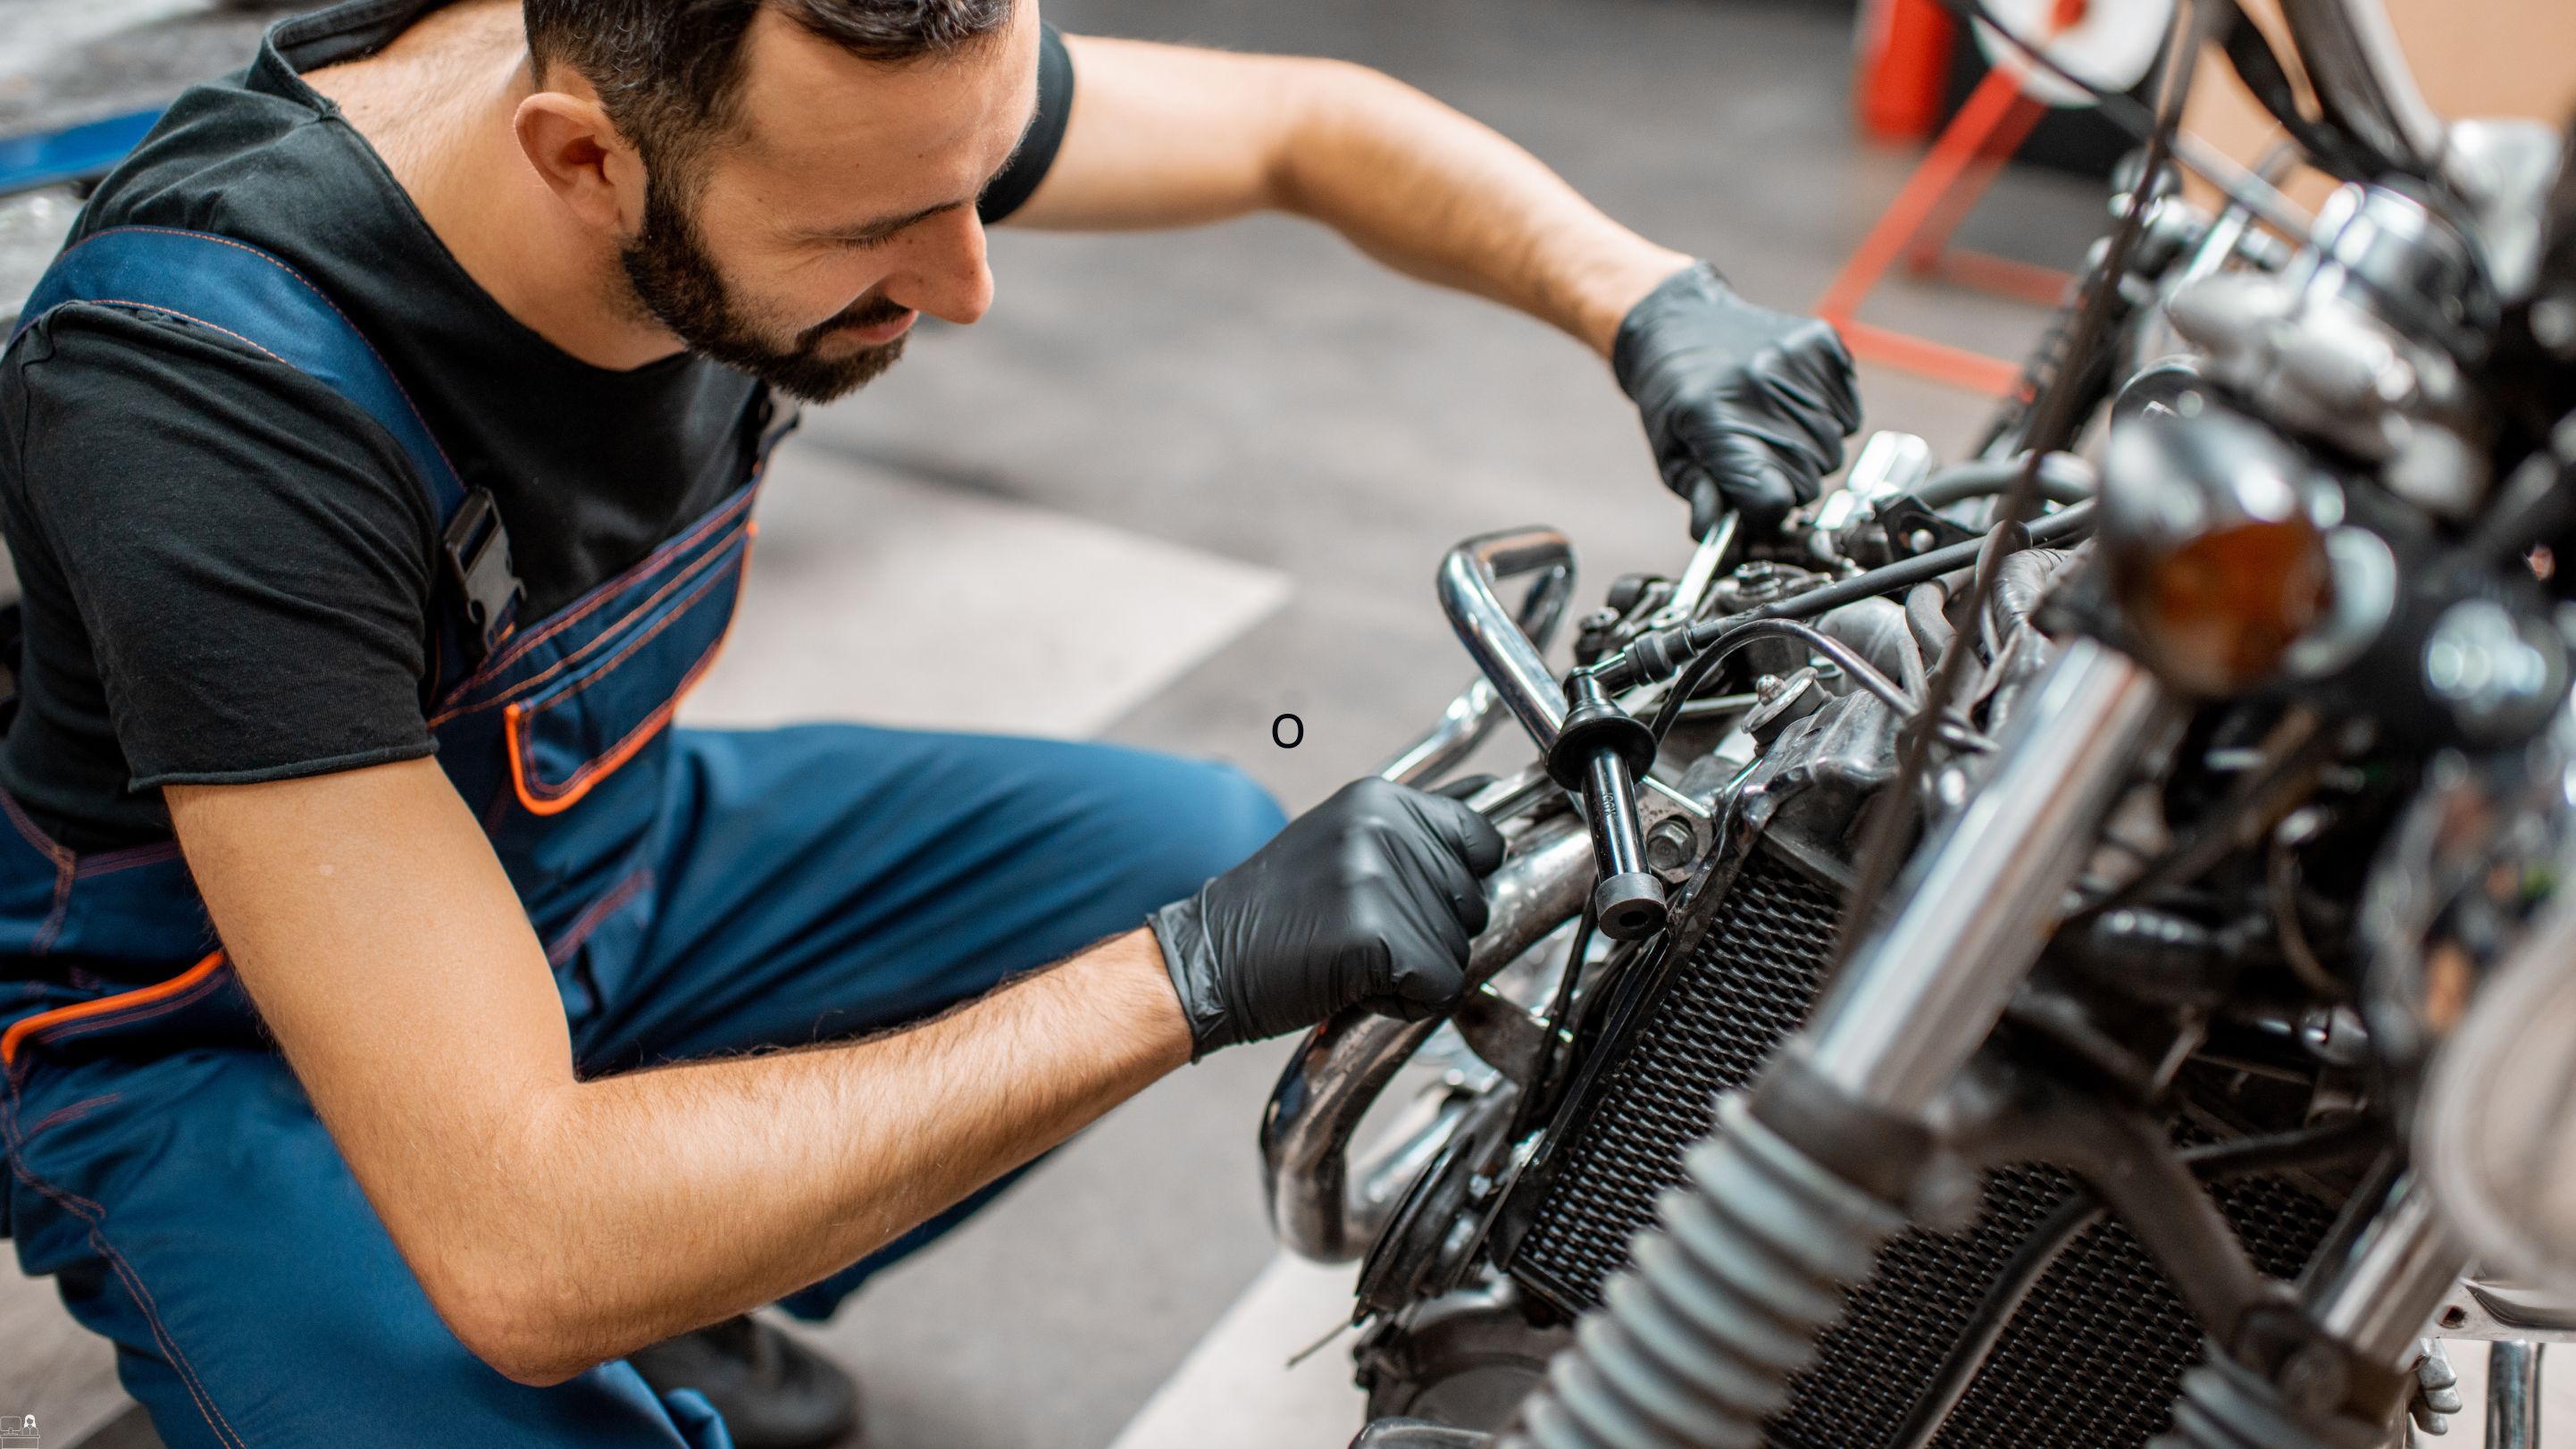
[620,171,909,404]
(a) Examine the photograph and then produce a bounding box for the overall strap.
[9,226,524,663]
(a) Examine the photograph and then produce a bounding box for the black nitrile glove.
[1150,777,1508,1059]
[1614,262,1864,539]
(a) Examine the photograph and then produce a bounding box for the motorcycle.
[1260,3,2576,1447]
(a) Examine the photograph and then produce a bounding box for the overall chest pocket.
[498,520,754,817]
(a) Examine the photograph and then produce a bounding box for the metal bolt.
[1907,528,1939,555]
[1646,818,1696,874]
[1753,673,1786,701]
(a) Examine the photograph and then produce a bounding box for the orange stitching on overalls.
[526,538,749,719]
[71,843,186,878]
[16,966,231,1063]
[545,867,655,967]
[28,860,71,956]
[504,545,750,814]
[87,300,290,368]
[3,1052,247,1449]
[85,227,472,487]
[428,523,752,727]
[0,790,182,893]
[23,1091,119,1141]
[2,951,226,1069]
[5,1154,250,1449]
[443,485,760,693]
[0,792,73,872]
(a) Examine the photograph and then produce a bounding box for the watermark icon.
[0,1412,38,1446]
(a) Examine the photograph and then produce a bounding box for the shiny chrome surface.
[2434,1278,2576,1344]
[2441,120,2564,305]
[2312,1177,2470,1367]
[2488,1340,2546,1449]
[1383,540,1577,786]
[1263,814,1593,1262]
[1379,678,1509,788]
[1440,529,1577,751]
[1803,639,2178,1110]
[2296,182,2490,347]
[1643,511,1740,632]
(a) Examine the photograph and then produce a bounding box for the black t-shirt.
[0,0,1074,850]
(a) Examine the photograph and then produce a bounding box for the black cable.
[1542,906,1595,1043]
[1925,0,2320,239]
[2065,709,2334,929]
[1644,619,1925,743]
[1509,904,1602,1144]
[1916,455,2095,509]
[1827,0,2212,978]
[1590,498,2098,696]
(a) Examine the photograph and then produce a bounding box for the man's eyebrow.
[796,105,1036,245]
[799,199,968,246]
[799,67,1043,245]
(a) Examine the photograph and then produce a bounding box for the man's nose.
[886,210,994,326]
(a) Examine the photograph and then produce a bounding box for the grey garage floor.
[0,1,2298,1446]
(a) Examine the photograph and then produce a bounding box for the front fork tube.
[1501,640,2180,1449]
[1797,636,2179,1113]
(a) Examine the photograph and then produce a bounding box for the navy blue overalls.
[0,228,1284,1446]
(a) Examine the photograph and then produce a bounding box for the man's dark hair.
[524,0,1014,168]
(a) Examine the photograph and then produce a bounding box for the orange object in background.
[1827,0,2089,396]
[1855,0,1959,141]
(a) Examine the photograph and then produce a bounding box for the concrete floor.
[31,3,2545,1448]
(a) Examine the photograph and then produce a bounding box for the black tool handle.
[1549,673,1668,941]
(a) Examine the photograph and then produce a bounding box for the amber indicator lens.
[2119,516,2333,697]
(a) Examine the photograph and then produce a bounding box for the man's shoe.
[630,1314,861,1449]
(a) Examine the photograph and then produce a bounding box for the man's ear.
[514,89,645,237]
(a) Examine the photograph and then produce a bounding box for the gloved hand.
[1614,262,1863,540]
[1150,777,1507,1059]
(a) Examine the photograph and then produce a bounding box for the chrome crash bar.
[1380,529,1576,783]
[1262,813,1592,1262]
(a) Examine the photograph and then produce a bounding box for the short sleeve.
[4,305,442,791]
[977,22,1075,225]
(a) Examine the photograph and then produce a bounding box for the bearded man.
[0,3,1859,1445]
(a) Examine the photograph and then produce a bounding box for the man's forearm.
[1272,60,1690,355]
[420,930,1186,1383]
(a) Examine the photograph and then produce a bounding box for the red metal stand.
[1819,14,2082,395]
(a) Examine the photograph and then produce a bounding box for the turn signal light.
[2101,399,2338,697]
[2118,517,2334,696]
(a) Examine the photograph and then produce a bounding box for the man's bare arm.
[168,758,1189,1386]
[1008,37,1692,355]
